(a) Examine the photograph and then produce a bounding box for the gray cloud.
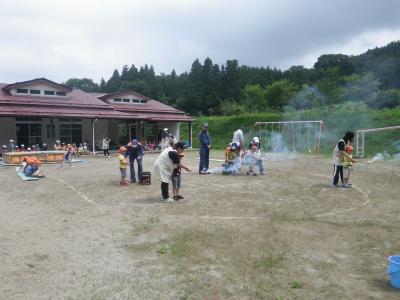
[0,0,399,83]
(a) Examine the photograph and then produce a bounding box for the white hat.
[253,137,259,142]
[2,145,7,148]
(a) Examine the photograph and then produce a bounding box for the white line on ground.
[51,177,94,204]
[309,173,371,218]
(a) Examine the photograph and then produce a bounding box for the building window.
[56,91,67,96]
[17,88,28,94]
[132,99,140,103]
[140,100,147,104]
[44,90,55,96]
[16,118,43,147]
[59,119,82,145]
[123,98,130,103]
[114,98,122,102]
[30,89,41,95]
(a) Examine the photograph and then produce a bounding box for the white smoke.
[368,151,391,163]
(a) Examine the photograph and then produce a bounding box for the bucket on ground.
[388,255,400,289]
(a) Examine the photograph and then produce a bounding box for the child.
[246,144,259,176]
[118,146,129,186]
[59,144,73,169]
[154,142,189,202]
[25,159,44,178]
[343,144,353,188]
[171,153,191,200]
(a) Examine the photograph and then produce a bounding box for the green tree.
[265,80,297,110]
[242,84,267,112]
[105,69,121,92]
[341,72,380,104]
[223,59,241,101]
[64,78,99,92]
[314,54,355,76]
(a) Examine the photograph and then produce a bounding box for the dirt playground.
[0,151,399,299]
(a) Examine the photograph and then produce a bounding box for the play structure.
[254,120,323,154]
[356,125,400,157]
[2,151,65,164]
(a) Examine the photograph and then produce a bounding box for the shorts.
[343,166,351,178]
[172,176,181,189]
[120,168,127,178]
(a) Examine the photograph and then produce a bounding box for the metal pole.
[190,122,193,148]
[317,122,323,155]
[92,118,97,155]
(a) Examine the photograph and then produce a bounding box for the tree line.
[64,41,400,116]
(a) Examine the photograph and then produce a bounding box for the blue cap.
[131,139,138,147]
[203,123,208,128]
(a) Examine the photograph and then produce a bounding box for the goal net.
[356,125,400,157]
[254,120,323,154]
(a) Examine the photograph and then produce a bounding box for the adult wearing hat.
[161,128,177,150]
[8,139,15,152]
[127,139,144,183]
[198,123,212,174]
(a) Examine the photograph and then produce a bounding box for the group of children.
[223,135,265,176]
[1,140,49,155]
[54,140,89,155]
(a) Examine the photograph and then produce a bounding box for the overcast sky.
[1,0,399,83]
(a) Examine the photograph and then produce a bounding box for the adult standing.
[198,123,211,174]
[154,142,185,202]
[127,139,144,183]
[232,127,244,147]
[161,128,177,150]
[102,134,111,158]
[332,131,357,188]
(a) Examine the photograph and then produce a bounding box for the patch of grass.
[130,217,160,236]
[157,243,169,255]
[252,254,285,272]
[290,281,303,289]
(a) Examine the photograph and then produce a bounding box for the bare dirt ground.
[1,150,400,299]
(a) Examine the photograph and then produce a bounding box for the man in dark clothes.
[332,131,357,188]
[127,139,144,183]
[198,123,211,174]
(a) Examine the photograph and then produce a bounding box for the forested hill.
[64,41,400,116]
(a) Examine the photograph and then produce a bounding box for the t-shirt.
[172,166,181,177]
[118,154,127,169]
[333,139,346,165]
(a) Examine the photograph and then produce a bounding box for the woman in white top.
[102,134,110,158]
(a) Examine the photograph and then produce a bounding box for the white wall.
[0,117,16,147]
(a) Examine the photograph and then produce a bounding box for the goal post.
[356,125,400,157]
[254,120,323,155]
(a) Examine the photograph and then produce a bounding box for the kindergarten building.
[0,78,194,150]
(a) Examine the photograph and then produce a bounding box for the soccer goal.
[356,125,400,157]
[254,120,324,154]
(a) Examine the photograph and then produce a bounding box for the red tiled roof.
[0,80,194,122]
